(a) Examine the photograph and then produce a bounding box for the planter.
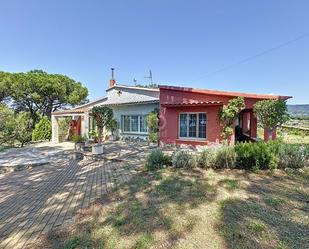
[92,144,104,155]
[75,142,85,152]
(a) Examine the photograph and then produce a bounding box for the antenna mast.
[144,70,153,84]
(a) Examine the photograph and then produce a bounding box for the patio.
[0,141,152,249]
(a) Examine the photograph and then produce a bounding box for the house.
[51,74,291,146]
[51,78,159,143]
[159,85,291,147]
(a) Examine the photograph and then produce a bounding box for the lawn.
[257,128,309,144]
[32,167,309,249]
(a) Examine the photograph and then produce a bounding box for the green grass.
[36,168,309,249]
[61,237,80,249]
[257,127,309,144]
[247,220,266,233]
[135,233,154,249]
[218,178,239,190]
[282,134,309,144]
[264,196,286,209]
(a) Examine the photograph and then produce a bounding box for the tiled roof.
[97,95,158,106]
[159,85,292,100]
[52,84,159,115]
[52,108,88,115]
[161,101,223,107]
[106,84,159,92]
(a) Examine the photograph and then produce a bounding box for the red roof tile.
[161,101,223,107]
[159,85,292,100]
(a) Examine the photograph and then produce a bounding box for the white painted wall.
[51,115,59,143]
[111,103,158,139]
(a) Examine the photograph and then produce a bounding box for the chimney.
[109,68,116,87]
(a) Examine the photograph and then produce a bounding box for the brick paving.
[0,142,149,249]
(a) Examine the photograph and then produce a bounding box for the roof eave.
[159,85,292,100]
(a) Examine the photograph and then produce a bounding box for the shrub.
[197,148,216,169]
[148,132,158,143]
[172,150,196,168]
[146,149,170,171]
[198,146,236,169]
[278,144,309,169]
[32,116,52,141]
[215,146,237,169]
[14,112,33,147]
[71,135,86,143]
[147,110,159,143]
[234,142,279,170]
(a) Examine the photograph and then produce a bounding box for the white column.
[51,115,59,143]
[81,112,89,138]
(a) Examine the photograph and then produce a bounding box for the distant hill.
[288,105,309,117]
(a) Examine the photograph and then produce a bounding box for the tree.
[1,70,88,126]
[14,112,33,147]
[135,83,158,89]
[254,99,289,131]
[0,104,32,147]
[0,104,16,145]
[91,106,113,142]
[32,116,52,141]
[0,72,11,102]
[147,108,160,143]
[219,97,245,141]
[106,118,118,136]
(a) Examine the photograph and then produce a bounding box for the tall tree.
[0,72,11,102]
[254,99,289,131]
[1,70,88,125]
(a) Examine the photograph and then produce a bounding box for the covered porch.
[51,110,89,143]
[235,108,276,143]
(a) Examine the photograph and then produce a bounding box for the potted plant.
[72,135,86,151]
[88,129,99,143]
[107,118,118,141]
[91,106,113,155]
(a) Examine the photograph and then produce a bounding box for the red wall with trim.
[159,88,260,146]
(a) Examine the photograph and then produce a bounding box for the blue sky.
[0,0,308,104]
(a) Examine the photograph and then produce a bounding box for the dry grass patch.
[31,168,309,249]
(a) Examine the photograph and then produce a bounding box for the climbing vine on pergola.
[219,96,245,142]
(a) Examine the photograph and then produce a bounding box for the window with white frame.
[179,113,207,139]
[121,115,148,133]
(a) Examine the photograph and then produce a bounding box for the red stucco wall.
[159,87,261,146]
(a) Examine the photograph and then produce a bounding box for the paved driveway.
[0,142,150,249]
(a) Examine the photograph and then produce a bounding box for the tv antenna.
[144,70,153,84]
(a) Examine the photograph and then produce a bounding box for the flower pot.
[92,144,104,155]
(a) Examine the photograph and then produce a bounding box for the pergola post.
[51,115,59,143]
[81,112,89,138]
[264,128,276,141]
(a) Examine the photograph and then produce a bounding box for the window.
[121,115,148,133]
[179,113,207,139]
[131,116,138,132]
[140,116,147,132]
[180,114,187,137]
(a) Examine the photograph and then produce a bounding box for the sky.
[0,0,308,104]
